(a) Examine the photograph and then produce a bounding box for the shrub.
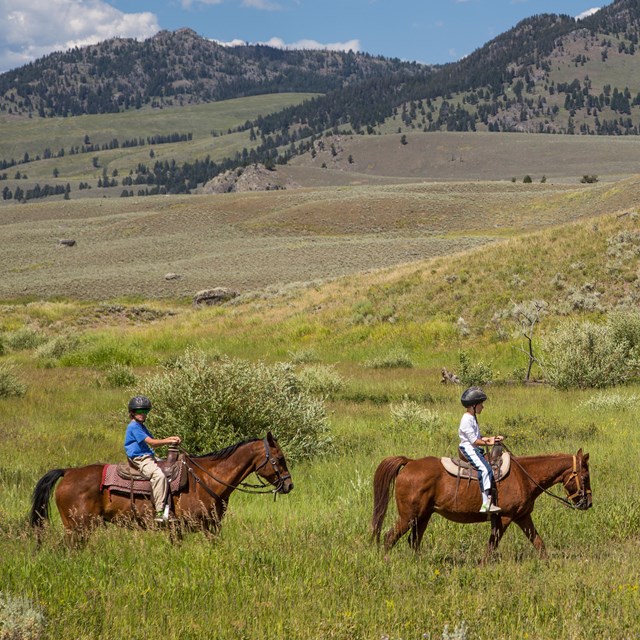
[457,351,493,386]
[287,348,319,364]
[103,364,137,388]
[579,392,638,411]
[5,327,46,351]
[0,335,4,357]
[142,349,332,461]
[523,175,532,183]
[608,310,640,350]
[296,364,345,399]
[580,174,598,183]
[541,319,636,389]
[390,398,440,432]
[0,364,27,398]
[364,348,413,369]
[0,591,46,640]
[35,333,81,360]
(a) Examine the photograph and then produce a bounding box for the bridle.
[253,436,292,496]
[562,455,591,510]
[504,445,591,510]
[180,436,291,502]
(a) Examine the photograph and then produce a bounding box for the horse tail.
[30,469,65,528]
[371,456,410,545]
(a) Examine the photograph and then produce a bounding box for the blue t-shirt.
[124,419,154,458]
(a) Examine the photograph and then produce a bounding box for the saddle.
[100,450,189,497]
[440,449,511,483]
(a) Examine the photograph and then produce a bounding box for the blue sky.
[0,0,603,74]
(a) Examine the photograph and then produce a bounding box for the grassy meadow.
[1,175,640,300]
[1,188,640,638]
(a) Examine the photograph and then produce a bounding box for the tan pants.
[129,455,167,512]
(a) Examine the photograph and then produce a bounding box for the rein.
[502,444,589,510]
[179,437,290,499]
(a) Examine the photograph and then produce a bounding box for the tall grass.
[0,352,638,639]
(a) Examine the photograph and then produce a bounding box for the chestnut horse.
[30,432,293,544]
[372,448,591,562]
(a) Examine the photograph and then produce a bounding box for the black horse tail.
[30,469,65,528]
[371,456,410,545]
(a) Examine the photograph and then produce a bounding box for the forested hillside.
[3,0,640,202]
[0,28,427,117]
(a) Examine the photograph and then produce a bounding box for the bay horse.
[372,448,591,562]
[30,432,293,544]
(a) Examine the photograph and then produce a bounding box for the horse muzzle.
[278,476,294,494]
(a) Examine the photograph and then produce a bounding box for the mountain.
[3,0,640,203]
[0,28,428,118]
[3,0,640,137]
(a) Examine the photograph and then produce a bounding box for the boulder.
[58,239,76,247]
[202,164,299,194]
[164,273,182,280]
[193,287,239,307]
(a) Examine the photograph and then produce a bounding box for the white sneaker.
[488,503,502,513]
[479,503,490,513]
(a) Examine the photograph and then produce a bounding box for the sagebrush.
[142,349,332,460]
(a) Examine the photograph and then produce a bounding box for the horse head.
[255,432,294,494]
[561,448,592,510]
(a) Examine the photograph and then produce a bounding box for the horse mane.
[515,453,572,461]
[194,438,261,461]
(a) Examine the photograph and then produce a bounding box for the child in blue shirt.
[124,395,181,522]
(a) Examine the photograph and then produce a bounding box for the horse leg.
[481,516,512,564]
[408,511,433,552]
[514,513,547,559]
[383,514,413,551]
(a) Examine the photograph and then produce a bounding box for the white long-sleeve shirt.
[458,412,481,447]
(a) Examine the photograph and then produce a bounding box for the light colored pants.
[130,455,167,512]
[459,443,494,495]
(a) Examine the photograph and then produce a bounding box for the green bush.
[60,336,146,368]
[0,364,27,398]
[287,348,319,364]
[5,327,46,351]
[142,349,332,461]
[608,311,640,350]
[579,391,638,411]
[390,398,440,433]
[35,333,81,360]
[296,364,345,399]
[364,348,413,369]
[457,351,493,386]
[0,591,46,640]
[541,319,637,389]
[103,364,137,388]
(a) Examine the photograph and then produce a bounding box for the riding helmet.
[460,386,487,407]
[128,395,152,412]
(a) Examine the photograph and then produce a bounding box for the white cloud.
[0,0,159,74]
[576,7,601,20]
[181,0,223,8]
[215,36,360,53]
[241,0,282,10]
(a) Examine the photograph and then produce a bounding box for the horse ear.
[583,453,589,463]
[266,431,275,444]
[576,447,583,457]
